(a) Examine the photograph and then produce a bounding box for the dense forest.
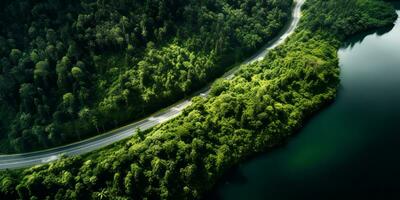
[0,0,397,199]
[0,0,292,152]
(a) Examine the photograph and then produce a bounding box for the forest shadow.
[392,2,400,9]
[205,164,248,200]
[342,2,399,48]
[341,24,395,49]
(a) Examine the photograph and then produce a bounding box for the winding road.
[0,0,305,170]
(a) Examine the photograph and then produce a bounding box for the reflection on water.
[342,25,394,48]
[207,8,400,200]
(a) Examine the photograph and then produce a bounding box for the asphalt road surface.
[0,0,305,170]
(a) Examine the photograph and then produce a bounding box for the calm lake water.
[208,6,400,200]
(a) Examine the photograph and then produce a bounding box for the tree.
[71,67,83,79]
[63,93,75,115]
[19,83,36,113]
[34,60,50,84]
[9,49,22,64]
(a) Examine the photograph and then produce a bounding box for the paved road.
[0,0,305,170]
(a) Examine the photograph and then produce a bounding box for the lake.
[208,5,400,200]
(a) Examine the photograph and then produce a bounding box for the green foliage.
[301,0,397,39]
[0,0,397,199]
[0,0,292,152]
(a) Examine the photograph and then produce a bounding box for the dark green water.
[208,7,400,200]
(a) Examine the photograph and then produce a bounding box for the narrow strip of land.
[0,0,305,170]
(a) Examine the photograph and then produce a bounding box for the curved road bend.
[0,0,305,170]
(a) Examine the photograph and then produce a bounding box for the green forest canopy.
[0,0,397,199]
[0,0,292,152]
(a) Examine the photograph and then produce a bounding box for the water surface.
[208,6,400,200]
